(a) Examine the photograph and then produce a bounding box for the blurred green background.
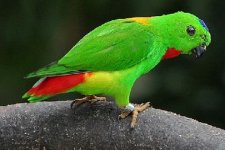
[1,0,225,129]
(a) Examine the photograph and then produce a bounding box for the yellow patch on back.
[128,17,150,25]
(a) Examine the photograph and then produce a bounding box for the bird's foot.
[119,102,151,128]
[70,95,106,109]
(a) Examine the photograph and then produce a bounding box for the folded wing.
[27,19,155,78]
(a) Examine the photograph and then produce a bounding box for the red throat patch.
[163,48,181,60]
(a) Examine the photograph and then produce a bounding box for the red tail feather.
[27,73,90,96]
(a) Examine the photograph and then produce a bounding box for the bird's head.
[153,12,211,58]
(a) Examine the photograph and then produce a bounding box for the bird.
[23,11,211,128]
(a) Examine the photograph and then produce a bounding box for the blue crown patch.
[199,19,209,31]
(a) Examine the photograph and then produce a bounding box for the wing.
[59,19,154,71]
[27,18,156,78]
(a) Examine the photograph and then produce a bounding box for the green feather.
[26,19,155,77]
[26,62,83,78]
[58,19,154,71]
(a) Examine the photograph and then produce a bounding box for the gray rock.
[0,101,225,150]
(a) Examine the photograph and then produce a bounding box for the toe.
[131,110,138,128]
[119,111,131,119]
[96,96,107,101]
[136,102,150,112]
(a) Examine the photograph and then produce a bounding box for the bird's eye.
[186,25,196,36]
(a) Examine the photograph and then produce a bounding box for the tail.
[23,73,90,102]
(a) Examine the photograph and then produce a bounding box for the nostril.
[200,34,206,40]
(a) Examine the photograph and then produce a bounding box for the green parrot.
[23,11,211,127]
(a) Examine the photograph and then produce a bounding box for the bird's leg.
[119,102,150,128]
[70,95,106,108]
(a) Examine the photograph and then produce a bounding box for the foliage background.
[1,0,225,129]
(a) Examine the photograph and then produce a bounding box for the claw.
[70,101,76,109]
